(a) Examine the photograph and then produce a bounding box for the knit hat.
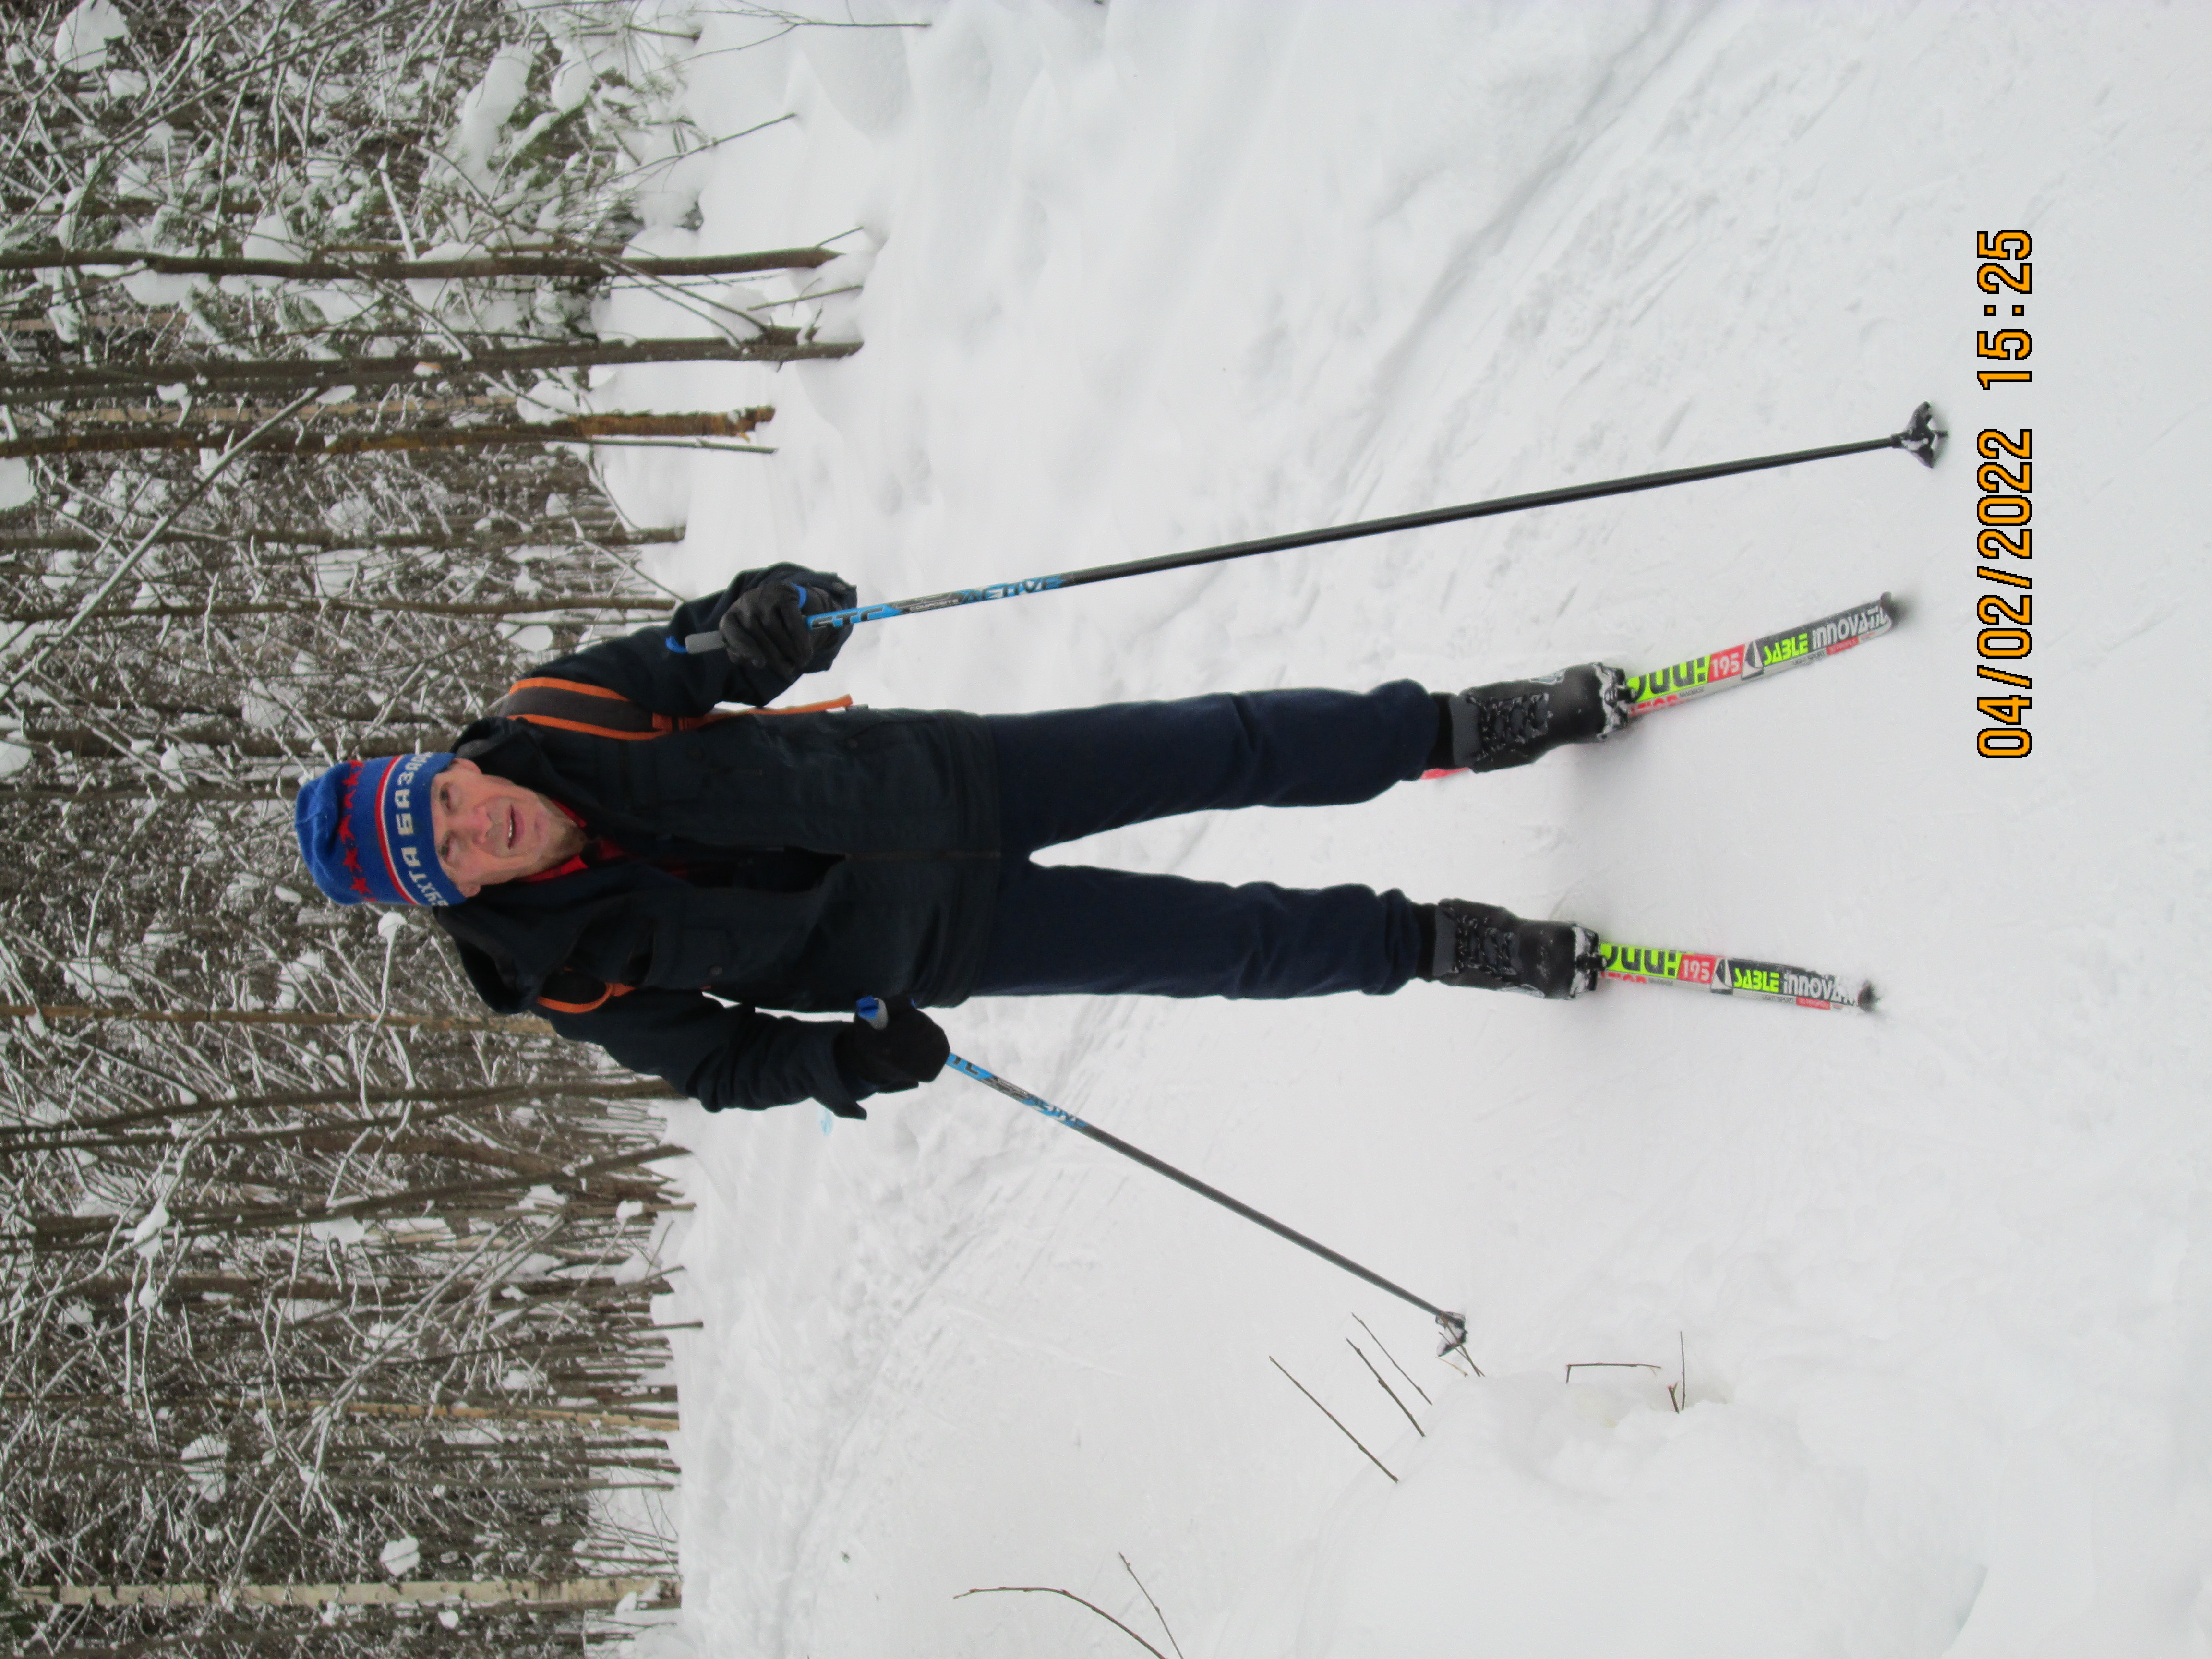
[294,752,466,907]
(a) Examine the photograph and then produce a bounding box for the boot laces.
[1451,910,1518,981]
[1475,689,1551,756]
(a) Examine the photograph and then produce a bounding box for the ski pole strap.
[673,401,1945,648]
[943,1050,1468,1346]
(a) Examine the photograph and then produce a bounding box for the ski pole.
[854,998,1471,1355]
[680,403,1945,652]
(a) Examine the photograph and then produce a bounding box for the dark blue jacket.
[432,566,999,1116]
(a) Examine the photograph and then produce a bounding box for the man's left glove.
[718,574,857,680]
[832,998,950,1094]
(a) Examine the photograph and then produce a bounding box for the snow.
[50,0,126,72]
[179,1433,228,1503]
[445,45,536,193]
[0,457,34,512]
[577,2,2212,1655]
[307,1215,369,1248]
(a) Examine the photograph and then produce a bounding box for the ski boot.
[1429,900,1600,999]
[1443,663,1629,772]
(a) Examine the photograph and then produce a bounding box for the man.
[295,564,1625,1118]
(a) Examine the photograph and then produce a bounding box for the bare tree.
[0,0,878,1646]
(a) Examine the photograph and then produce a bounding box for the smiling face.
[429,758,587,896]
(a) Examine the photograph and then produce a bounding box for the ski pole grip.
[855,996,889,1031]
[671,581,812,653]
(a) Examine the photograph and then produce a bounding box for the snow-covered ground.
[584,3,2212,1653]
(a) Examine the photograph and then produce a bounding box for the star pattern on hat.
[334,768,373,899]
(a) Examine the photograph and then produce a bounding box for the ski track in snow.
[580,2,2212,1654]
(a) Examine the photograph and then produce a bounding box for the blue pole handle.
[856,996,889,1030]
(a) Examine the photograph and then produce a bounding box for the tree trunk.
[6,1392,678,1432]
[0,782,301,801]
[0,525,682,552]
[13,725,404,762]
[0,1001,551,1034]
[52,393,514,423]
[0,1075,676,1140]
[0,242,834,279]
[0,592,669,625]
[14,1575,677,1609]
[28,1142,684,1247]
[0,337,856,406]
[0,408,774,460]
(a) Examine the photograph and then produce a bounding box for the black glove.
[718,574,857,680]
[832,998,949,1094]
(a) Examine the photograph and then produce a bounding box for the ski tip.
[1879,590,1907,625]
[1855,982,1878,1012]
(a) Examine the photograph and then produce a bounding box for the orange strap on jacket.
[500,678,853,1014]
[537,977,637,1016]
[492,677,852,739]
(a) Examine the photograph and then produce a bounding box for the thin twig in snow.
[1347,1339,1423,1437]
[1352,1312,1431,1405]
[1118,1553,1185,1659]
[955,1586,1171,1659]
[1563,1361,1664,1384]
[1270,1356,1395,1483]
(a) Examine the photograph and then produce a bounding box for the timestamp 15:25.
[1977,229,2031,390]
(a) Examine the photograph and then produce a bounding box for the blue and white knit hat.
[294,752,466,907]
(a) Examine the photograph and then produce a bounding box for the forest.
[0,2,839,1651]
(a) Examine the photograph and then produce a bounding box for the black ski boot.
[1444,663,1629,772]
[1428,900,1599,999]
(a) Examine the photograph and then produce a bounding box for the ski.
[1620,592,1897,718]
[1593,596,1892,1012]
[1420,592,1900,778]
[1597,940,1872,1012]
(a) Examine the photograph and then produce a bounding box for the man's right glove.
[832,998,950,1094]
[718,575,856,680]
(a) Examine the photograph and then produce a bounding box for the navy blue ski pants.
[973,682,1436,999]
